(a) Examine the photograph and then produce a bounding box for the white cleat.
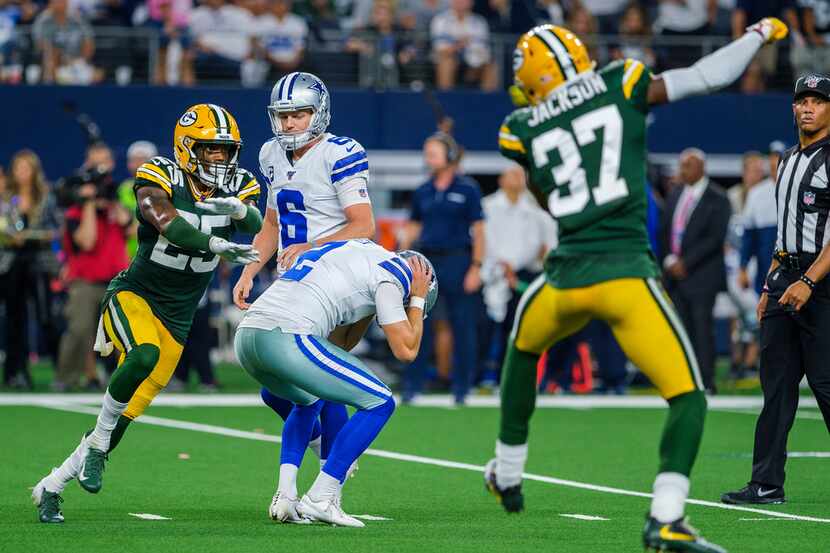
[269,491,312,524]
[297,494,365,528]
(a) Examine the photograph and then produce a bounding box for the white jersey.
[240,239,412,336]
[259,133,371,252]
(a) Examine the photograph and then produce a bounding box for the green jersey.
[499,58,659,288]
[104,156,261,343]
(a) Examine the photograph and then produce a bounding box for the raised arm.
[380,256,431,362]
[646,17,788,106]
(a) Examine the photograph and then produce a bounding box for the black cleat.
[643,515,727,552]
[721,483,785,505]
[483,458,524,513]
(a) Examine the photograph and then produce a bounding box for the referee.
[722,74,830,505]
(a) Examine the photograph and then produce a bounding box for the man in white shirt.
[430,0,496,90]
[189,0,253,82]
[656,0,716,68]
[254,0,307,75]
[480,164,556,386]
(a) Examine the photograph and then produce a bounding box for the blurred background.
[0,0,811,400]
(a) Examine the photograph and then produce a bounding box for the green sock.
[107,344,160,403]
[659,390,707,476]
[499,343,540,446]
[107,415,133,453]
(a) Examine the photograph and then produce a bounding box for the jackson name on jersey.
[259,133,371,251]
[240,239,412,338]
[499,58,659,289]
[104,155,261,343]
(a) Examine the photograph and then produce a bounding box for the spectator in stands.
[55,142,131,391]
[69,0,131,26]
[567,6,600,63]
[295,0,341,39]
[660,148,731,394]
[189,0,252,82]
[33,0,101,84]
[739,58,767,93]
[581,0,629,35]
[346,0,417,88]
[611,2,656,67]
[0,0,23,84]
[479,163,556,387]
[0,150,61,390]
[431,0,497,91]
[399,0,447,31]
[654,0,716,69]
[146,0,194,85]
[400,133,484,404]
[116,140,156,259]
[734,1,801,71]
[794,0,830,76]
[739,142,784,295]
[251,0,307,80]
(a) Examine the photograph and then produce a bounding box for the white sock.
[307,470,342,500]
[42,436,88,493]
[650,472,690,523]
[495,440,528,489]
[87,391,129,452]
[308,436,322,459]
[278,463,299,499]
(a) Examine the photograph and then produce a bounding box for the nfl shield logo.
[287,171,296,180]
[805,191,816,206]
[806,75,821,88]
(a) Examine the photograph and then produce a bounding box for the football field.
[2,394,829,553]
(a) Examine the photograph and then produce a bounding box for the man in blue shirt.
[400,133,485,404]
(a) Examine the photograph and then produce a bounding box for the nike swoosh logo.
[757,488,779,497]
[346,145,356,152]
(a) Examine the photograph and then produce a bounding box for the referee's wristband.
[409,296,426,311]
[800,274,816,290]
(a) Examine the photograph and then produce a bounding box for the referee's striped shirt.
[775,137,830,254]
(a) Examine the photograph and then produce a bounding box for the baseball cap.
[794,74,830,101]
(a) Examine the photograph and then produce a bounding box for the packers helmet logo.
[179,111,198,127]
[512,48,524,73]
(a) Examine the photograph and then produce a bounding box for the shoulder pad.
[220,167,260,201]
[135,156,182,196]
[326,136,369,185]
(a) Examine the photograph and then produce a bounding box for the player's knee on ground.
[660,390,707,476]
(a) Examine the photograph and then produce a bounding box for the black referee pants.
[751,265,830,488]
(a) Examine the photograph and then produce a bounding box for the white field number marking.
[129,513,171,520]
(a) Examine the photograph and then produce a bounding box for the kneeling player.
[234,240,436,526]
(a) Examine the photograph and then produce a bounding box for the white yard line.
[560,514,609,521]
[128,513,171,520]
[32,401,830,524]
[1,393,820,410]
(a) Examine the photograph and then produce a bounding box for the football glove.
[196,197,248,220]
[208,237,260,265]
[747,17,788,44]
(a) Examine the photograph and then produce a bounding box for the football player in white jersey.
[234,240,438,526]
[232,72,377,515]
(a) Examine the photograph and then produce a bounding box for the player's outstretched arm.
[138,186,260,266]
[647,17,788,106]
[379,256,431,362]
[196,196,263,234]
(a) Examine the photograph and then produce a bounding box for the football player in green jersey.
[32,104,263,523]
[484,19,789,552]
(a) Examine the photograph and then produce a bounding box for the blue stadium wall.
[1,85,796,182]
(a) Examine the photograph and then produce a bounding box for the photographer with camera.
[55,141,131,391]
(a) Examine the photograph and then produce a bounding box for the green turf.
[2,402,828,553]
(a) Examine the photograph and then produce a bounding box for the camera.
[56,165,117,208]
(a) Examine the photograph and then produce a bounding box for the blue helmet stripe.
[379,260,410,299]
[331,162,369,183]
[277,74,288,100]
[332,151,367,171]
[287,72,301,100]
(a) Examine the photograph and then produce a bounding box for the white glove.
[196,197,248,220]
[208,236,260,265]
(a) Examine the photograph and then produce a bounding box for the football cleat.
[297,494,365,528]
[643,515,727,553]
[483,458,524,513]
[721,483,785,505]
[269,491,312,524]
[78,447,107,494]
[32,480,64,523]
[747,17,788,44]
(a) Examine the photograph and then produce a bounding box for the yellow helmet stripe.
[536,28,577,80]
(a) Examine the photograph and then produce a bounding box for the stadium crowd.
[0,128,783,400]
[0,0,826,89]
